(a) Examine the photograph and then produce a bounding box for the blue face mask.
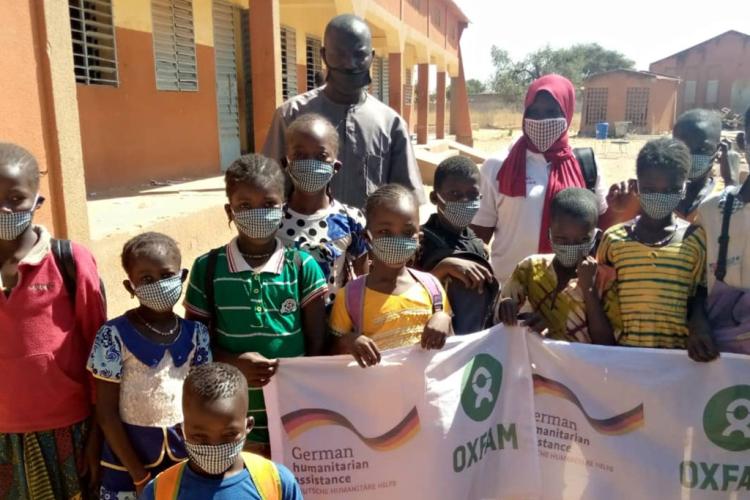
[288,159,334,193]
[232,208,283,239]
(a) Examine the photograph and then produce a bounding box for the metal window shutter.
[381,56,389,104]
[152,0,198,91]
[69,0,119,86]
[281,26,297,100]
[370,57,381,98]
[305,36,321,91]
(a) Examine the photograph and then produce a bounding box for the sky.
[454,0,748,84]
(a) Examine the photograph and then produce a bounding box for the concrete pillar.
[249,0,282,151]
[450,48,473,146]
[436,70,446,139]
[388,52,403,115]
[416,63,429,144]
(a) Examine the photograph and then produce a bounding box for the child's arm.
[687,287,719,362]
[431,257,494,291]
[577,257,616,345]
[95,380,150,495]
[328,288,381,367]
[302,295,326,356]
[421,311,453,350]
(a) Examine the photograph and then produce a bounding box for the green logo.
[703,385,750,452]
[460,354,503,422]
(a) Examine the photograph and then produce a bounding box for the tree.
[466,79,486,95]
[488,43,635,104]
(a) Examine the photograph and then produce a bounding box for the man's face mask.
[326,66,372,91]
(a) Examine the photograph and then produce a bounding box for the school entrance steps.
[414,139,488,185]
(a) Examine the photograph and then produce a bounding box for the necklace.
[631,218,678,247]
[134,310,180,337]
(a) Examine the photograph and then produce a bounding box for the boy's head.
[636,138,690,220]
[284,114,341,194]
[673,109,721,180]
[182,363,251,474]
[549,188,598,267]
[430,156,481,230]
[0,143,43,240]
[121,232,185,299]
[224,154,286,242]
[365,184,419,267]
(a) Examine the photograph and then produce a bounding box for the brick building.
[650,30,750,116]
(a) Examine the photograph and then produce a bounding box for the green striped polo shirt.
[184,238,327,444]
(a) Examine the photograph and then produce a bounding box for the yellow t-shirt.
[597,222,707,349]
[502,254,621,343]
[329,280,451,351]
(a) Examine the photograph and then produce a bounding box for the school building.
[1,0,472,243]
[649,30,750,116]
[580,70,680,136]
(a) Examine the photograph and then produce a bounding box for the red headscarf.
[496,74,584,252]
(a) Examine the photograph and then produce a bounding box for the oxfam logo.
[460,354,503,422]
[703,385,750,452]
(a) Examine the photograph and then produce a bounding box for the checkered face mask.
[638,185,685,220]
[369,233,418,266]
[689,154,714,179]
[524,118,568,152]
[550,234,596,268]
[233,207,283,239]
[437,194,480,228]
[0,194,39,240]
[288,159,335,193]
[185,438,245,475]
[134,275,183,313]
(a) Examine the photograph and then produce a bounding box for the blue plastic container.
[595,122,609,139]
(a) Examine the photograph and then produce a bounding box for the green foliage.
[466,79,486,95]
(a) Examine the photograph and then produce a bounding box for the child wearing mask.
[184,154,327,456]
[88,232,211,498]
[495,188,619,344]
[597,138,717,361]
[278,113,368,305]
[0,143,106,499]
[329,184,453,367]
[141,363,302,499]
[416,155,496,334]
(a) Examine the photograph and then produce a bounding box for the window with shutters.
[584,88,608,125]
[151,0,198,91]
[625,87,649,128]
[684,80,697,104]
[706,80,719,104]
[404,67,414,105]
[69,0,119,86]
[281,26,297,100]
[408,0,421,9]
[305,36,322,91]
[369,56,389,104]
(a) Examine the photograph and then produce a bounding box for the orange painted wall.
[403,1,428,36]
[76,27,220,191]
[0,1,56,231]
[429,0,447,45]
[376,0,402,17]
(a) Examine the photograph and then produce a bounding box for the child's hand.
[607,179,640,216]
[687,331,720,362]
[421,311,452,350]
[576,257,598,291]
[497,297,519,326]
[236,352,279,386]
[434,257,494,291]
[520,311,547,335]
[351,335,381,368]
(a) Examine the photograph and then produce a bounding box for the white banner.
[265,326,541,500]
[528,335,750,500]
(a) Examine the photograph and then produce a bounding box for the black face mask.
[326,66,372,91]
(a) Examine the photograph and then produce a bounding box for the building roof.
[447,0,470,24]
[584,69,681,83]
[650,30,750,65]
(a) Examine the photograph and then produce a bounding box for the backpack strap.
[573,147,598,191]
[205,248,221,331]
[408,268,444,313]
[51,239,77,301]
[344,275,368,336]
[715,192,735,282]
[242,452,282,500]
[153,461,188,500]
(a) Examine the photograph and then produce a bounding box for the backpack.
[50,238,107,310]
[153,452,281,500]
[344,268,443,335]
[573,147,598,191]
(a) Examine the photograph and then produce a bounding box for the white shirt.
[697,190,750,293]
[473,149,608,284]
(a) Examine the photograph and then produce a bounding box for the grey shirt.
[262,87,425,208]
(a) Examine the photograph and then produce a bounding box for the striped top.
[501,254,621,343]
[184,238,327,444]
[597,222,707,349]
